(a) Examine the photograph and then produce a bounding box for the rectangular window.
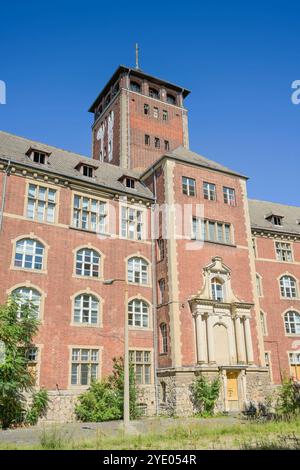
[260,311,267,335]
[192,218,233,244]
[157,238,165,261]
[32,151,46,164]
[144,104,149,115]
[73,195,107,233]
[164,140,170,151]
[71,348,99,386]
[154,137,160,149]
[121,206,144,240]
[162,110,168,121]
[256,274,262,297]
[289,353,300,381]
[82,165,93,177]
[252,238,257,257]
[153,107,159,118]
[26,347,38,383]
[203,182,216,201]
[223,187,236,206]
[26,183,57,223]
[145,134,150,146]
[182,176,196,196]
[129,350,152,385]
[275,242,293,262]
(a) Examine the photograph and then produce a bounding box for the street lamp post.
[103,279,129,432]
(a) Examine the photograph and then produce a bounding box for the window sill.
[69,225,109,237]
[11,266,47,275]
[73,274,104,282]
[71,322,102,328]
[128,326,153,332]
[191,239,236,248]
[127,281,151,288]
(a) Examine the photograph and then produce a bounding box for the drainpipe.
[0,159,11,232]
[151,168,159,415]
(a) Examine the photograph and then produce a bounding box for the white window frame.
[275,242,293,262]
[284,311,300,335]
[223,187,236,206]
[72,194,107,234]
[129,350,152,385]
[73,293,99,325]
[182,176,196,196]
[211,278,224,302]
[128,299,149,328]
[121,206,145,241]
[76,248,101,278]
[26,183,57,223]
[160,323,168,354]
[71,348,99,386]
[280,276,297,298]
[14,238,44,270]
[12,287,41,319]
[127,257,149,285]
[203,182,216,201]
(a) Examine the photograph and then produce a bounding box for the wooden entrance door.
[226,371,239,410]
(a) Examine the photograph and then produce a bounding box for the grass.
[0,418,299,450]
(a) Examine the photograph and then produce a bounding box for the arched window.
[130,81,141,93]
[280,276,297,298]
[127,257,149,285]
[166,94,176,105]
[160,323,168,353]
[76,248,100,278]
[128,299,149,328]
[211,278,224,302]
[14,238,44,270]
[74,294,99,325]
[284,311,300,335]
[12,287,41,318]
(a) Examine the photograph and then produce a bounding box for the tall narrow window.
[157,238,165,261]
[153,107,159,118]
[73,195,107,234]
[12,287,41,319]
[71,348,99,386]
[160,323,168,353]
[280,276,297,298]
[26,184,56,223]
[144,104,149,115]
[129,350,151,384]
[223,187,236,206]
[256,274,262,297]
[211,278,224,302]
[128,300,149,328]
[164,140,170,151]
[182,177,196,196]
[203,182,216,201]
[73,294,99,325]
[76,248,100,278]
[128,257,149,285]
[158,279,165,304]
[289,353,300,381]
[145,134,150,146]
[162,110,168,121]
[260,311,267,336]
[14,238,44,270]
[154,137,160,149]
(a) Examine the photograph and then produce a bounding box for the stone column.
[235,316,246,364]
[206,314,216,364]
[244,317,254,364]
[195,313,206,364]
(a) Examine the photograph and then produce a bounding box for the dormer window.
[33,151,46,164]
[26,147,50,165]
[266,213,283,226]
[125,178,135,189]
[82,165,94,178]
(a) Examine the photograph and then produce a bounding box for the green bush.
[26,389,49,425]
[75,357,140,422]
[275,378,300,419]
[191,374,221,416]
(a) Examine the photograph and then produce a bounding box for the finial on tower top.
[135,43,139,70]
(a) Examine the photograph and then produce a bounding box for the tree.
[75,357,141,422]
[191,374,221,416]
[0,296,39,428]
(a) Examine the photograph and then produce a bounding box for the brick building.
[0,64,299,420]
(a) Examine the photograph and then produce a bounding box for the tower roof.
[88,65,191,113]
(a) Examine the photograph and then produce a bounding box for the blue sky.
[1,0,299,204]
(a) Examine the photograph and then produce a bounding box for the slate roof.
[249,199,300,235]
[0,131,154,200]
[141,145,248,179]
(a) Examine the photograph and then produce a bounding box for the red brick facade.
[0,64,295,420]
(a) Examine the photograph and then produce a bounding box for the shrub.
[75,357,140,422]
[191,374,221,416]
[25,389,49,425]
[275,378,300,419]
